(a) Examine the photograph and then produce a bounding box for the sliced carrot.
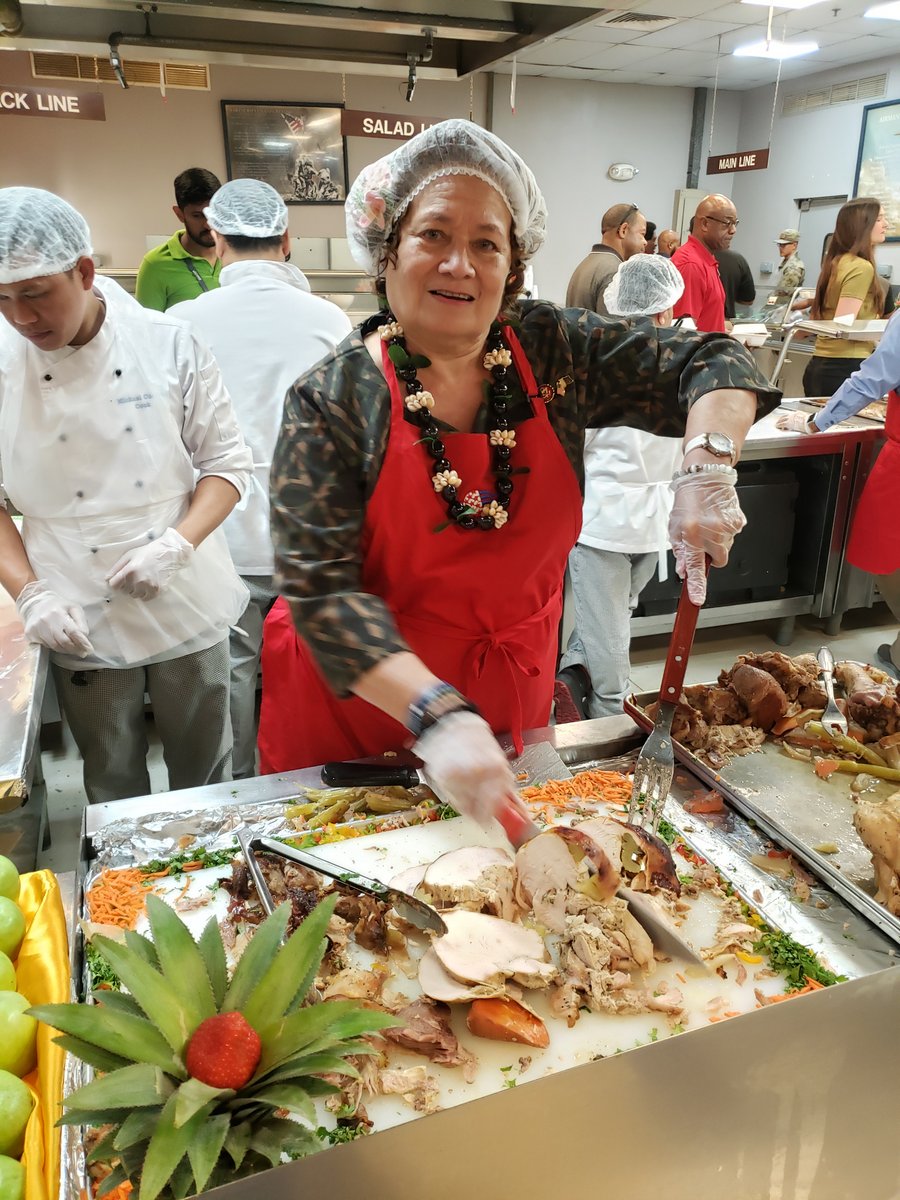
[771,716,799,736]
[467,997,550,1048]
[683,790,725,814]
[814,759,842,780]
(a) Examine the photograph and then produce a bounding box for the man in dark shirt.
[714,248,756,320]
[566,203,647,315]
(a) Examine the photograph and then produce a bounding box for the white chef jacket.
[0,282,253,670]
[169,260,352,576]
[579,427,683,579]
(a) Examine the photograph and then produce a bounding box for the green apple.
[0,898,25,961]
[0,951,14,992]
[0,993,36,1077]
[0,1155,25,1200]
[0,857,18,904]
[0,1069,33,1157]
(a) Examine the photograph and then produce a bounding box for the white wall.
[697,89,743,198]
[491,77,696,303]
[729,55,900,291]
[0,51,486,266]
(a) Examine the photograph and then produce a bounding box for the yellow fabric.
[815,254,880,359]
[17,871,69,1200]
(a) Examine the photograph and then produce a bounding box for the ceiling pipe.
[106,27,418,68]
[0,0,24,37]
[406,27,434,103]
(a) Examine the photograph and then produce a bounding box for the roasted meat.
[854,792,900,916]
[729,664,789,731]
[385,997,477,1078]
[835,662,900,742]
[431,911,556,990]
[420,847,517,921]
[574,817,680,896]
[728,652,819,701]
[683,684,746,725]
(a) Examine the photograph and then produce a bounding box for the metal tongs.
[242,833,447,936]
[817,646,848,741]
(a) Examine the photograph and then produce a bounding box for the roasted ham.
[729,664,789,731]
[854,791,900,916]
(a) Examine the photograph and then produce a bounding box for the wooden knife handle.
[658,558,711,703]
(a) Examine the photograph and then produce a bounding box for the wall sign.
[342,109,442,140]
[853,99,900,244]
[0,85,105,121]
[706,148,770,175]
[221,101,347,204]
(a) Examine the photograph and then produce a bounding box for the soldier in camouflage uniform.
[770,228,805,303]
[261,119,780,828]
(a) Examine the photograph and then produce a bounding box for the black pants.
[803,355,866,398]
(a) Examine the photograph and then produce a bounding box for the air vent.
[783,73,886,116]
[30,52,209,90]
[604,11,677,29]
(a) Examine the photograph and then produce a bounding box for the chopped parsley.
[141,845,239,876]
[502,1078,517,1089]
[648,1027,659,1042]
[753,928,846,991]
[655,818,678,846]
[85,942,121,992]
[316,1123,369,1146]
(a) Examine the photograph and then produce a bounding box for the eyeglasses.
[705,215,740,230]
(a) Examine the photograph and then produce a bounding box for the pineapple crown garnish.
[30,894,398,1200]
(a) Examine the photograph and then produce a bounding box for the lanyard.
[182,257,211,293]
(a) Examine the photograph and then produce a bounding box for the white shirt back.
[169,259,352,574]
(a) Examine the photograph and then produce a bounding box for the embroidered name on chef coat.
[117,393,153,408]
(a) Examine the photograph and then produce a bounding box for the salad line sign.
[341,109,443,140]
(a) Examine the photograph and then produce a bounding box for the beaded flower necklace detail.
[380,313,518,530]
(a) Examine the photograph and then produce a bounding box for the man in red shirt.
[672,194,738,332]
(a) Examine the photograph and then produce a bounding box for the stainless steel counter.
[74,718,899,1200]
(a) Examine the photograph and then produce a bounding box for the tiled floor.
[35,604,898,877]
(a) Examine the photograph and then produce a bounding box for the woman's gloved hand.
[775,410,817,434]
[669,468,745,605]
[414,710,519,828]
[107,527,194,601]
[15,580,93,657]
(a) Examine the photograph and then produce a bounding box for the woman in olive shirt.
[802,197,888,397]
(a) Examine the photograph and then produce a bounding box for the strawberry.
[185,1011,261,1089]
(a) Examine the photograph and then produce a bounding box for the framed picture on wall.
[221,100,348,204]
[853,99,900,243]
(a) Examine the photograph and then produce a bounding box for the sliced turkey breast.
[421,847,517,920]
[574,816,680,895]
[418,946,510,1003]
[431,910,556,990]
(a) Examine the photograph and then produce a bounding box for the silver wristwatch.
[682,432,737,464]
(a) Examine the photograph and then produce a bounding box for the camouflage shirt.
[270,300,780,694]
[772,252,806,300]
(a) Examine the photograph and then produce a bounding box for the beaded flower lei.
[379,314,517,530]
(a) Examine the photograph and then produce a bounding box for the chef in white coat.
[169,179,351,777]
[558,254,698,718]
[0,187,252,803]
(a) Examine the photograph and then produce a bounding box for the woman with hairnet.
[262,120,779,831]
[0,188,252,804]
[557,254,692,719]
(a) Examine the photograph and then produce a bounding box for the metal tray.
[625,688,900,946]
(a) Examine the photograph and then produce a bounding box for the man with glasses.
[566,202,647,316]
[672,194,738,332]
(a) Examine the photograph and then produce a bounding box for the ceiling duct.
[603,11,677,30]
[0,0,24,37]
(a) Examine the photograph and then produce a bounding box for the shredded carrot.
[86,867,160,929]
[94,1183,133,1200]
[520,769,632,809]
[675,972,687,985]
[757,978,826,1006]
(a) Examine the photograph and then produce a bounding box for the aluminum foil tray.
[625,688,900,946]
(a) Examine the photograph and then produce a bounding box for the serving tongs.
[629,564,709,832]
[817,646,849,741]
[250,835,447,937]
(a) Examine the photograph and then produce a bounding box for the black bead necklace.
[380,313,518,531]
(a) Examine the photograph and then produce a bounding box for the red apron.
[847,389,900,574]
[258,327,582,773]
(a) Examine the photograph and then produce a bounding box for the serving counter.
[71,718,900,1200]
[0,582,49,870]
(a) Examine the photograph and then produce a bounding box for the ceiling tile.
[572,19,653,44]
[626,0,733,16]
[517,37,599,66]
[629,17,744,47]
[573,42,673,67]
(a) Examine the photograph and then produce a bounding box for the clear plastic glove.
[775,410,816,434]
[414,710,519,828]
[669,469,745,606]
[107,527,194,601]
[15,580,93,657]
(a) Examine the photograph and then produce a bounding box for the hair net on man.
[0,187,92,285]
[204,178,289,238]
[604,254,685,318]
[345,119,547,275]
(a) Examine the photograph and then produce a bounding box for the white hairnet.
[204,178,288,237]
[0,187,92,285]
[604,254,685,318]
[345,119,547,274]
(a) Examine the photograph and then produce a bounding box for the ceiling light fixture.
[864,1,900,17]
[740,0,824,9]
[733,36,819,56]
